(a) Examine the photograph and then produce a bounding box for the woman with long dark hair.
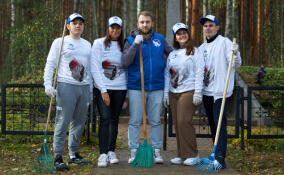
[163,23,203,166]
[90,16,127,168]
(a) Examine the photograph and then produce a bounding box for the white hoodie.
[164,48,204,97]
[44,36,91,87]
[90,37,127,93]
[198,35,242,101]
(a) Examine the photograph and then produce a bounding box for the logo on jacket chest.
[153,39,161,47]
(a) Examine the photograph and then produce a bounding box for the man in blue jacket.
[122,11,173,164]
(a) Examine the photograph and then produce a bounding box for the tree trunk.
[187,0,192,27]
[122,0,128,37]
[191,0,199,45]
[137,0,142,15]
[74,0,80,12]
[232,0,239,40]
[249,0,254,65]
[92,0,98,39]
[100,0,106,36]
[225,0,233,39]
[180,0,186,23]
[202,0,207,41]
[128,0,137,34]
[203,0,207,16]
[0,0,5,81]
[166,0,180,45]
[116,0,122,17]
[62,0,69,21]
[240,0,244,62]
[155,0,159,32]
[160,0,167,36]
[11,0,15,27]
[257,0,262,65]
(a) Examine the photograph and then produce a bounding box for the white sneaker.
[154,149,164,164]
[170,157,182,165]
[97,154,108,167]
[108,151,119,164]
[183,155,200,166]
[128,149,137,164]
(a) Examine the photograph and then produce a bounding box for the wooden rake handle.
[214,38,236,146]
[139,44,147,140]
[45,20,67,134]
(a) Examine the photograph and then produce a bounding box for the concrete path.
[91,123,240,175]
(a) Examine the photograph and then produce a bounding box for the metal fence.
[1,84,56,135]
[247,86,284,139]
[2,84,284,149]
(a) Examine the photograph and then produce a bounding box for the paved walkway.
[91,123,240,175]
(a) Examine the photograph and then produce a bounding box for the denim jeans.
[97,90,127,154]
[53,82,90,158]
[203,95,228,157]
[128,89,163,150]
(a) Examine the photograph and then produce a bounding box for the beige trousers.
[169,90,198,158]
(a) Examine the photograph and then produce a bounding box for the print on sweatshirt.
[169,53,189,89]
[69,59,85,82]
[102,59,125,80]
[203,50,214,87]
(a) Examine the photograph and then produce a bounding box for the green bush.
[237,66,284,86]
[237,66,284,122]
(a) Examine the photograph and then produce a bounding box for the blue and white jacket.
[122,29,173,90]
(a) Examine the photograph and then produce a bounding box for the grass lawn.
[0,133,129,175]
[227,138,284,175]
[226,66,284,174]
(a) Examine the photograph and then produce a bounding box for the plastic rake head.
[130,140,153,167]
[32,139,56,173]
[196,154,222,173]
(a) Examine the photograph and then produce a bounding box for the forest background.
[0,0,283,84]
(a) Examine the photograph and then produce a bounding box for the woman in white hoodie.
[90,16,127,167]
[163,23,204,166]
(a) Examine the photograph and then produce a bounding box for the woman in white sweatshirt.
[90,16,127,167]
[163,23,204,166]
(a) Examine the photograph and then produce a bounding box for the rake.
[130,43,154,167]
[32,20,67,173]
[196,38,237,173]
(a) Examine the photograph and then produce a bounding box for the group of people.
[43,11,241,171]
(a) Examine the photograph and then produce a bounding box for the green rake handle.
[44,20,67,138]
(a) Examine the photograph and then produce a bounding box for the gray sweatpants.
[53,82,90,158]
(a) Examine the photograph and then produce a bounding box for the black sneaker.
[54,155,69,171]
[215,156,226,169]
[68,152,89,165]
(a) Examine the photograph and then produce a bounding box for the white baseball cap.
[172,23,188,34]
[67,13,85,24]
[108,16,123,27]
[200,15,219,26]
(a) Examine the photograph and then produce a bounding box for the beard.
[138,28,152,35]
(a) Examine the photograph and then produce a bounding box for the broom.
[196,38,237,173]
[33,20,67,173]
[130,43,154,167]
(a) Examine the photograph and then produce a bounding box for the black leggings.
[97,89,127,154]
